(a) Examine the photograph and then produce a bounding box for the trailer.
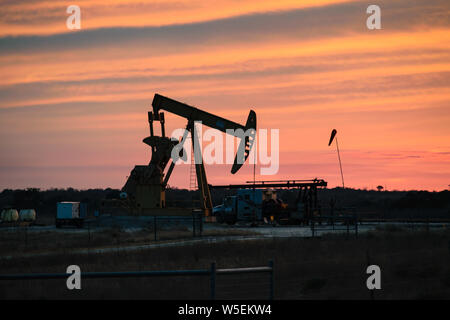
[56,202,87,228]
[211,179,327,225]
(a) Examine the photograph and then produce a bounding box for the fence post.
[25,226,28,249]
[210,262,216,300]
[269,260,274,300]
[154,216,157,241]
[88,222,91,243]
[346,218,349,238]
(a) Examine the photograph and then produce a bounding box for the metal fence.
[150,213,204,239]
[310,214,358,238]
[89,213,204,240]
[0,214,204,254]
[0,261,274,300]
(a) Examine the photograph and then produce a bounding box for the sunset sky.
[0,0,449,191]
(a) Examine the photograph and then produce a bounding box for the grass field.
[0,227,449,299]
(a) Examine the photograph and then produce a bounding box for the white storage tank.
[1,208,19,222]
[19,209,36,222]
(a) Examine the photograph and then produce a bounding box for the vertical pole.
[148,112,154,136]
[330,197,335,230]
[346,218,349,238]
[25,226,28,250]
[154,216,157,241]
[210,262,216,300]
[87,222,91,260]
[314,186,318,215]
[269,260,274,300]
[87,221,91,261]
[160,113,165,137]
[335,137,345,189]
[253,160,256,225]
[200,213,203,236]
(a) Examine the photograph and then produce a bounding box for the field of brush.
[1,226,449,299]
[0,225,258,257]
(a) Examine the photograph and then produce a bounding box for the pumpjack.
[103,94,257,217]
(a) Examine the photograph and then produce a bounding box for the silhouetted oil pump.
[121,94,257,217]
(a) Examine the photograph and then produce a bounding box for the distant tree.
[377,185,384,192]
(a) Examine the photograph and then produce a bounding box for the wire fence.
[311,213,450,238]
[0,214,204,255]
[1,217,449,299]
[275,245,450,300]
[310,214,358,238]
[1,244,448,299]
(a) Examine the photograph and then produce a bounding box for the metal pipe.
[211,180,327,190]
[0,269,211,281]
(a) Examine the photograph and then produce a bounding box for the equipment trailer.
[211,179,327,225]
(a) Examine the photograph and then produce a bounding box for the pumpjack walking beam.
[151,94,257,217]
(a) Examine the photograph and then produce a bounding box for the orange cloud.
[0,0,356,36]
[0,0,449,191]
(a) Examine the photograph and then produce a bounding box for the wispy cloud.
[0,0,449,190]
[0,0,356,36]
